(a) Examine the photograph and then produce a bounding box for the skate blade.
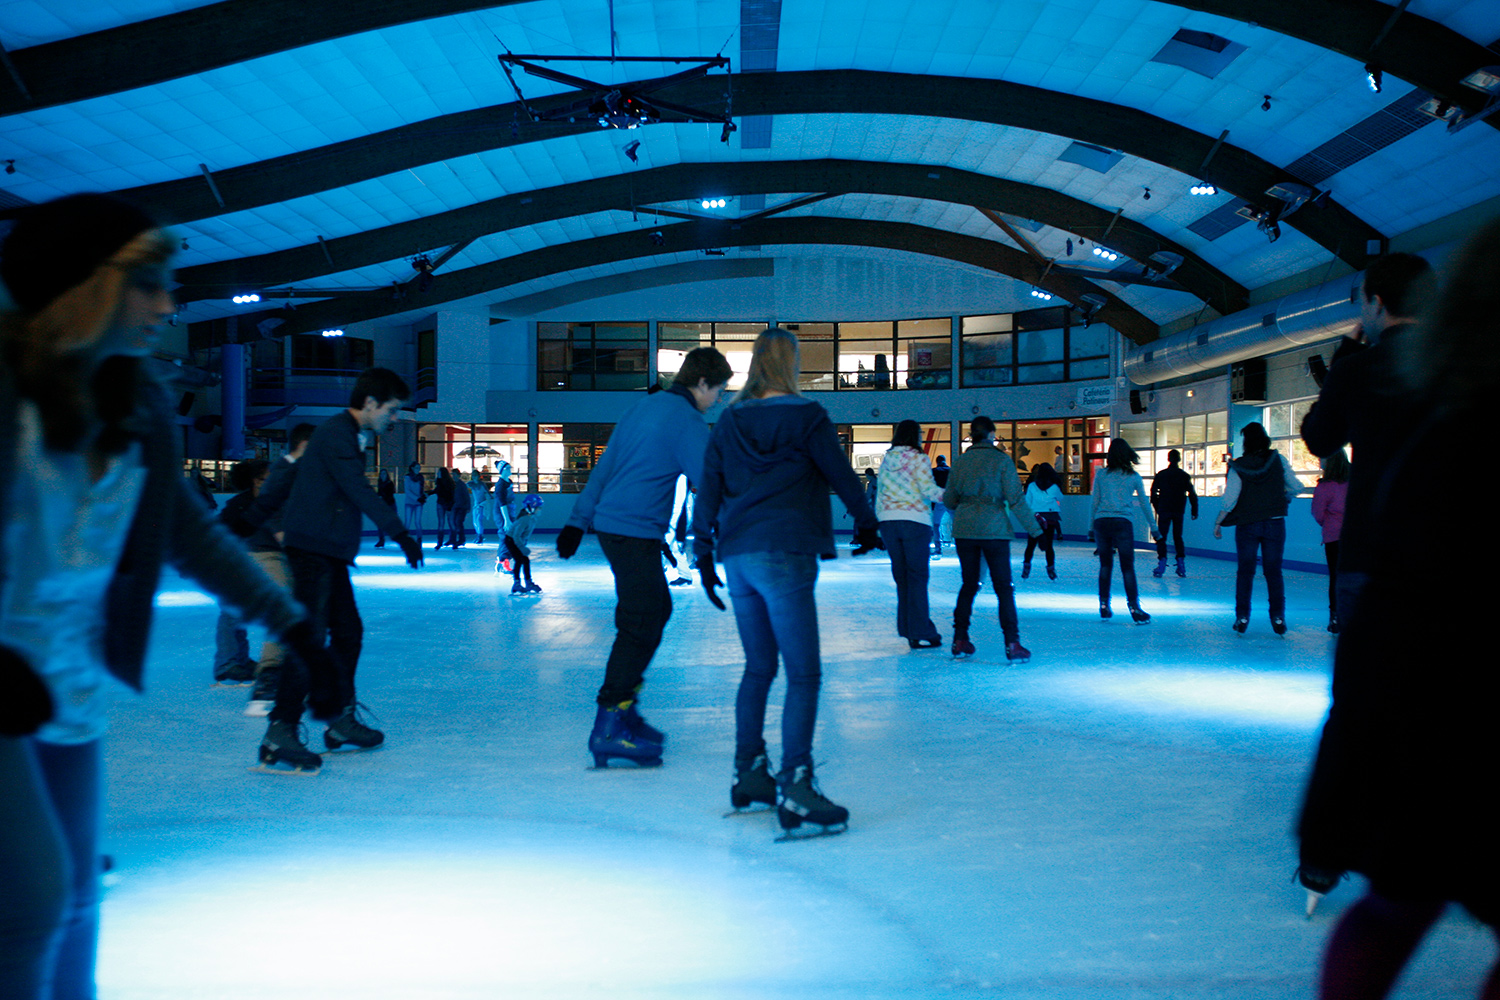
[722,804,775,818]
[588,757,664,770]
[322,743,383,754]
[213,680,253,687]
[249,762,321,776]
[1305,889,1324,919]
[774,822,848,843]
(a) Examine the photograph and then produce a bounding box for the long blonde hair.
[2,228,175,451]
[737,327,801,400]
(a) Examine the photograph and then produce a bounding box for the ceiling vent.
[1150,29,1247,79]
[1056,142,1123,173]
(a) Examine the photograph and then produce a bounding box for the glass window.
[1069,324,1112,359]
[835,322,893,391]
[1017,363,1065,384]
[962,333,1014,387]
[1069,357,1110,381]
[538,322,648,391]
[1017,328,1064,365]
[416,424,531,493]
[899,318,951,390]
[1121,411,1230,496]
[1263,398,1321,490]
[537,423,613,492]
[785,323,836,392]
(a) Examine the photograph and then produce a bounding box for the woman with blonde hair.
[0,194,319,996]
[694,328,879,840]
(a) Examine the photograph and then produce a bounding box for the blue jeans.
[880,521,939,641]
[1235,518,1286,619]
[0,738,103,999]
[725,551,821,772]
[1093,517,1141,609]
[929,504,950,552]
[953,538,1021,643]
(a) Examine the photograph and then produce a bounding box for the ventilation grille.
[1186,198,1252,241]
[1285,89,1432,185]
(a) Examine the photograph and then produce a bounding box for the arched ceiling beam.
[0,0,520,116]
[103,70,1382,269]
[172,159,1249,314]
[1,0,1493,131]
[266,216,1161,344]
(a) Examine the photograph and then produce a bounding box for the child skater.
[505,494,543,595]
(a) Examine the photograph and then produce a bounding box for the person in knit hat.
[0,194,325,995]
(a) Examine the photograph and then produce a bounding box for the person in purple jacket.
[1311,448,1350,634]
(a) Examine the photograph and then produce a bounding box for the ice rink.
[100,537,1494,999]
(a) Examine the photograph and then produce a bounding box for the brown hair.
[738,328,801,400]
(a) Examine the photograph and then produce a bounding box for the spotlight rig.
[499,53,737,142]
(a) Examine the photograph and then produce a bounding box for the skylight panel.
[1149,29,1247,79]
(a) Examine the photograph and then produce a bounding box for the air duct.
[1123,272,1361,384]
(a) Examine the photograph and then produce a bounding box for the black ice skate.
[324,704,385,751]
[775,765,848,842]
[724,753,776,816]
[254,720,322,774]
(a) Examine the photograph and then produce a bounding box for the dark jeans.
[1023,512,1060,568]
[274,547,361,723]
[1155,512,1187,561]
[953,538,1020,643]
[1324,540,1340,618]
[724,550,821,772]
[504,536,532,586]
[879,520,939,641]
[596,532,673,706]
[0,738,102,999]
[1093,517,1141,609]
[1234,518,1286,619]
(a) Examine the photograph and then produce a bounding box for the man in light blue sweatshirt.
[556,347,733,767]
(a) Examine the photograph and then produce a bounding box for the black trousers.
[272,547,361,723]
[1155,511,1186,560]
[504,536,532,585]
[596,532,673,706]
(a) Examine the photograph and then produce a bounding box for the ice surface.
[102,540,1494,998]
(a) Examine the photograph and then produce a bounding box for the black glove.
[1,645,54,737]
[395,532,424,568]
[851,526,883,556]
[557,525,584,559]
[699,558,727,611]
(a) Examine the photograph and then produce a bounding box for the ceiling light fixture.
[1365,63,1383,93]
[623,140,640,162]
[1261,94,1272,112]
[1142,187,1151,201]
[1091,246,1119,262]
[1190,182,1218,196]
[321,328,344,338]
[700,198,727,209]
[231,293,261,305]
[3,160,13,174]
[412,254,435,293]
[1065,238,1073,256]
[1030,287,1053,300]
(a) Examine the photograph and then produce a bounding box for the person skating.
[432,467,455,549]
[225,422,317,717]
[693,328,880,838]
[1311,449,1350,634]
[210,458,271,685]
[1090,438,1160,624]
[375,468,397,547]
[505,494,543,594]
[1213,423,1303,635]
[929,454,951,557]
[556,347,733,768]
[1022,461,1064,580]
[450,465,471,548]
[402,462,426,540]
[242,367,424,770]
[875,420,945,649]
[945,416,1042,661]
[0,193,329,996]
[1150,449,1198,577]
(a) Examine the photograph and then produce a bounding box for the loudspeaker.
[176,391,195,416]
[1129,390,1146,414]
[1231,358,1268,403]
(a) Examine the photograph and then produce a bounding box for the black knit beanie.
[1,193,157,312]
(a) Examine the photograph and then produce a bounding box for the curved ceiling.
[260,215,1161,342]
[2,0,1493,122]
[170,159,1250,314]
[3,0,1499,337]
